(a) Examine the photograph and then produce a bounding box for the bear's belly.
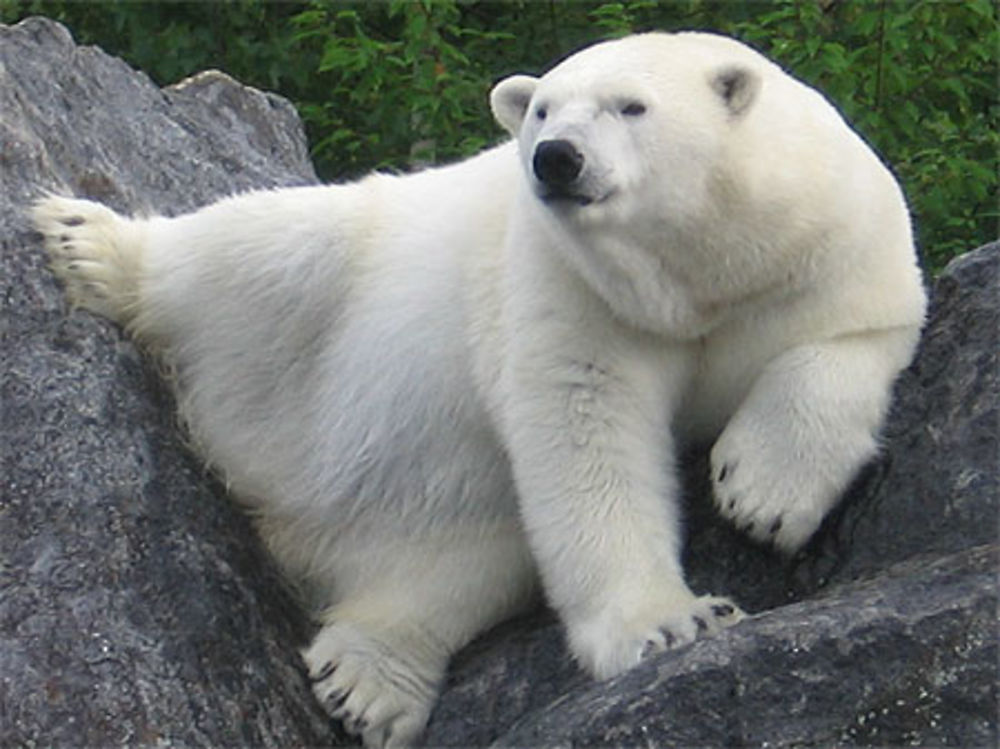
[202,257,519,543]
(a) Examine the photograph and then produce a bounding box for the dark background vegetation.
[2,0,996,273]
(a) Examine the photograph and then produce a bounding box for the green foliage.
[2,0,996,273]
[290,1,506,172]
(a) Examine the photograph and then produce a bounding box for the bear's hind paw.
[303,619,443,749]
[32,195,142,324]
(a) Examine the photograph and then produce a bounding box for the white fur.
[33,32,925,748]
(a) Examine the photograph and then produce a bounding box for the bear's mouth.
[542,191,592,206]
[537,186,610,207]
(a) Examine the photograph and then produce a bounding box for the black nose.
[533,140,584,186]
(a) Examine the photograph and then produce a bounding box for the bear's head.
[490,32,764,232]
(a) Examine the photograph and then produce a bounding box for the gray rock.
[3,16,997,749]
[1,16,337,748]
[491,544,998,748]
[0,16,313,214]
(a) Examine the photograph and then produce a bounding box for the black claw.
[659,628,676,648]
[693,616,708,632]
[347,715,368,733]
[325,689,349,711]
[717,464,730,483]
[712,603,735,618]
[60,216,85,227]
[728,498,737,511]
[310,661,337,683]
[744,521,755,533]
[769,517,783,535]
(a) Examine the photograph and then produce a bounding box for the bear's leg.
[33,195,148,326]
[711,328,921,552]
[302,527,536,748]
[502,315,743,678]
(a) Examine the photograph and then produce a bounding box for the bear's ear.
[711,65,761,117]
[490,75,538,135]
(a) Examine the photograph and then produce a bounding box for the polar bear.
[34,31,925,748]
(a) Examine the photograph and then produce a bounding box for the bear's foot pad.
[33,195,139,322]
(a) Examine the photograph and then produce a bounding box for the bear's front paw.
[303,620,443,749]
[711,424,833,552]
[569,590,743,680]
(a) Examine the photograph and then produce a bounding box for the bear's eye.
[535,106,547,121]
[621,101,647,117]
